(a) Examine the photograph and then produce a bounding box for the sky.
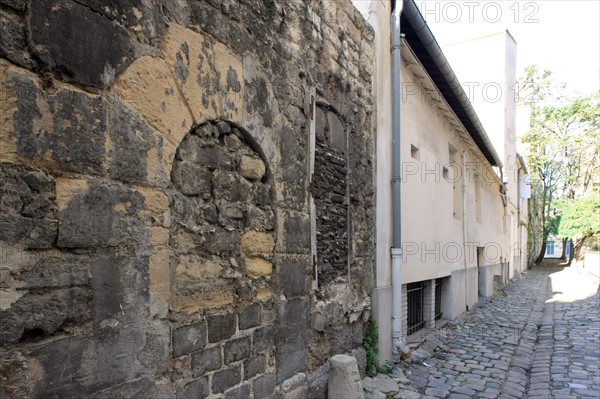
[416,0,600,96]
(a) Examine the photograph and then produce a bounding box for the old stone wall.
[0,0,375,397]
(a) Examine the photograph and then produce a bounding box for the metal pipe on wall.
[390,0,404,356]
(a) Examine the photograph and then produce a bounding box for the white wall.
[441,31,520,279]
[353,1,512,360]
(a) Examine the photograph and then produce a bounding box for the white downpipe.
[391,248,403,354]
[391,0,404,356]
[462,150,469,312]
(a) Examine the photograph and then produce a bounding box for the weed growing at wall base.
[364,319,379,377]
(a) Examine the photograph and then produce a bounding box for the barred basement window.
[407,281,425,335]
[434,278,443,321]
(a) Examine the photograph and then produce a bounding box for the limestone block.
[244,257,272,277]
[240,155,266,181]
[328,354,364,399]
[113,56,193,168]
[162,24,244,122]
[107,99,168,186]
[241,231,275,256]
[172,279,234,313]
[0,60,19,162]
[149,251,170,318]
[176,255,222,280]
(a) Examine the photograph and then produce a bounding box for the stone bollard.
[327,354,365,399]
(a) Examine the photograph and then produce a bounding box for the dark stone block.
[246,205,275,231]
[200,228,240,256]
[0,214,57,249]
[27,0,135,88]
[244,355,266,380]
[108,100,162,185]
[216,121,232,135]
[173,321,206,358]
[28,322,158,396]
[86,377,175,399]
[275,324,308,384]
[307,363,329,399]
[0,9,32,67]
[188,1,231,52]
[176,377,209,399]
[207,313,236,343]
[171,160,212,197]
[278,125,305,167]
[253,183,273,207]
[15,255,90,289]
[276,347,306,385]
[212,170,254,202]
[0,162,55,226]
[277,298,308,327]
[1,0,25,10]
[212,366,241,394]
[283,214,310,253]
[22,170,54,192]
[191,347,221,377]
[197,144,234,171]
[74,0,165,44]
[56,180,146,249]
[28,336,87,397]
[138,321,171,377]
[239,303,261,330]
[352,347,367,379]
[277,258,310,299]
[253,373,275,398]
[330,324,353,354]
[0,288,90,344]
[12,75,107,175]
[253,325,275,354]
[224,383,250,399]
[91,253,149,327]
[224,336,251,364]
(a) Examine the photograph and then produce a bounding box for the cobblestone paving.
[405,266,600,399]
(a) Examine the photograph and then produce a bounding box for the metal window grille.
[407,282,425,335]
[434,278,443,321]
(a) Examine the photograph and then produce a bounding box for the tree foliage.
[557,194,600,238]
[520,65,600,263]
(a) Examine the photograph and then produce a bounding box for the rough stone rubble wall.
[0,0,375,397]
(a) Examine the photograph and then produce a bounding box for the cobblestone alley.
[398,266,600,399]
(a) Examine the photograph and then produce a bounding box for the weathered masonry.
[0,0,375,397]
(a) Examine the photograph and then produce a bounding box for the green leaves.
[521,65,599,242]
[556,193,600,239]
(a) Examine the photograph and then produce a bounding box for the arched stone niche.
[167,120,277,394]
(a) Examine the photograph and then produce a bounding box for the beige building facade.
[354,0,527,362]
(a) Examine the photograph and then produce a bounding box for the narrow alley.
[396,265,599,399]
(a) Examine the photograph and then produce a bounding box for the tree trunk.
[567,239,575,266]
[535,239,547,264]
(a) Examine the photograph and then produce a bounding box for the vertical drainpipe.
[461,150,469,312]
[517,163,522,275]
[391,0,404,356]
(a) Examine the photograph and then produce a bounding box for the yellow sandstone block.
[241,231,275,256]
[244,257,273,277]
